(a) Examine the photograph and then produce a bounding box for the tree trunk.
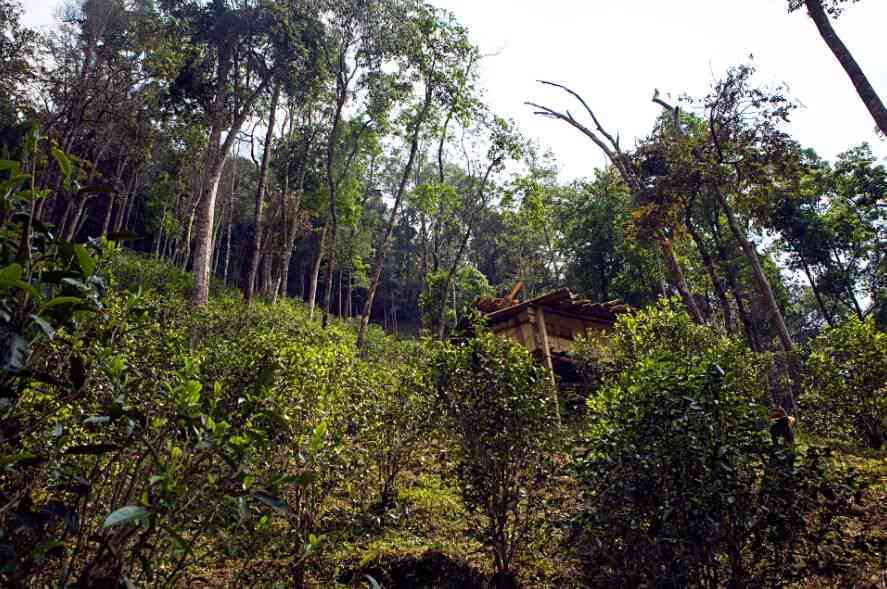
[657,234,706,324]
[346,270,353,318]
[686,202,735,334]
[435,158,499,339]
[223,199,233,286]
[714,189,794,352]
[245,83,280,303]
[190,52,270,305]
[804,0,887,135]
[101,193,116,236]
[307,224,327,320]
[191,146,227,305]
[357,82,435,350]
[337,269,343,317]
[711,219,761,352]
[798,252,834,326]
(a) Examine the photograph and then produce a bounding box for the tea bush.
[432,330,559,588]
[802,316,886,449]
[573,300,861,588]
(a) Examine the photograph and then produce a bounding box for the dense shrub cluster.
[432,332,560,587]
[571,300,863,588]
[802,316,886,449]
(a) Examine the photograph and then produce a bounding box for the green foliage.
[432,330,559,584]
[0,132,107,392]
[559,169,663,307]
[803,316,886,449]
[574,300,860,587]
[419,266,491,333]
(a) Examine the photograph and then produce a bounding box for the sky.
[21,0,887,180]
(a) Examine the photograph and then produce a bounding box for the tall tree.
[356,5,476,349]
[528,83,707,324]
[163,0,313,305]
[789,0,887,135]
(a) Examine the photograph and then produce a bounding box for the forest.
[0,0,884,587]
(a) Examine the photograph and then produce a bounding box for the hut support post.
[533,305,560,422]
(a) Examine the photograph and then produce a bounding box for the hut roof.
[480,288,627,325]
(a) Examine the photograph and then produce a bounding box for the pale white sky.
[22,0,886,179]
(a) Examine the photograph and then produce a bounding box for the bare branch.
[538,80,621,153]
[525,101,616,162]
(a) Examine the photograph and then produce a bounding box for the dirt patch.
[342,549,487,589]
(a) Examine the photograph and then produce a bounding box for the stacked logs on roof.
[568,292,629,316]
[474,281,525,314]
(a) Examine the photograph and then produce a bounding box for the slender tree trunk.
[122,177,137,231]
[803,0,887,135]
[223,200,233,286]
[658,234,706,324]
[322,73,353,328]
[308,224,327,320]
[714,189,794,352]
[102,154,129,236]
[211,192,226,275]
[437,228,470,339]
[337,269,343,317]
[346,270,353,318]
[686,202,735,334]
[112,180,131,233]
[180,196,199,271]
[102,193,116,236]
[190,56,270,305]
[798,253,834,326]
[435,159,498,339]
[245,83,280,303]
[357,82,435,350]
[191,146,227,303]
[154,208,165,259]
[712,223,761,351]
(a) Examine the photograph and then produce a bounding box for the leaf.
[64,443,119,455]
[0,263,23,287]
[253,492,294,516]
[51,147,72,179]
[365,574,383,589]
[0,160,19,173]
[3,335,28,373]
[0,453,46,467]
[102,506,150,528]
[83,416,111,426]
[310,423,327,453]
[15,281,38,298]
[44,296,84,309]
[255,363,277,394]
[30,540,65,559]
[73,245,96,277]
[29,315,55,340]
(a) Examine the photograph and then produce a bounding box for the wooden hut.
[476,286,627,387]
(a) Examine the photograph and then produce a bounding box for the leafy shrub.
[574,299,860,588]
[355,343,434,510]
[802,316,886,449]
[432,330,559,588]
[2,268,359,587]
